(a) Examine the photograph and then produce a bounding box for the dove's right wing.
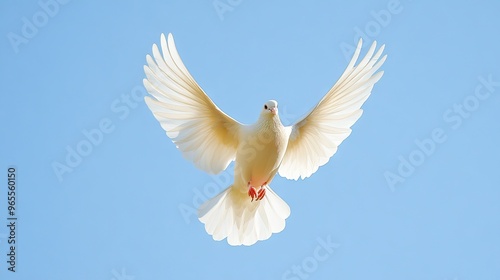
[279,39,386,180]
[144,33,241,174]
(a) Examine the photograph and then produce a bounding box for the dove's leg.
[257,185,266,201]
[247,182,268,202]
[247,182,258,202]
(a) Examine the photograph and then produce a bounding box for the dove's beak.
[269,108,277,115]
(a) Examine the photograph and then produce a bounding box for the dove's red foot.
[257,186,266,201]
[248,182,267,202]
[248,184,258,202]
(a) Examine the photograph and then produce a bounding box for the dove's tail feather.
[198,185,290,246]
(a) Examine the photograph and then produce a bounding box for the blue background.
[1,0,499,279]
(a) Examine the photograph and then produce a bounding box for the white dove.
[143,33,386,246]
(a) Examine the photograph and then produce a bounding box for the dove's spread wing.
[279,39,386,180]
[144,33,241,174]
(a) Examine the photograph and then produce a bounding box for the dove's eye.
[264,105,268,110]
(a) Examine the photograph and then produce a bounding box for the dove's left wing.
[279,40,386,180]
[144,33,241,174]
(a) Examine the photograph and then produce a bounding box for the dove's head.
[261,100,278,117]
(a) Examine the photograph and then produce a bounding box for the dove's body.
[143,33,386,246]
[234,112,288,194]
[196,103,293,246]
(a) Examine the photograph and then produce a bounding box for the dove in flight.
[143,33,386,246]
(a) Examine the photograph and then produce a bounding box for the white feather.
[198,186,290,246]
[144,33,241,174]
[279,39,386,180]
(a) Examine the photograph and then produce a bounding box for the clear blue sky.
[1,1,499,279]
